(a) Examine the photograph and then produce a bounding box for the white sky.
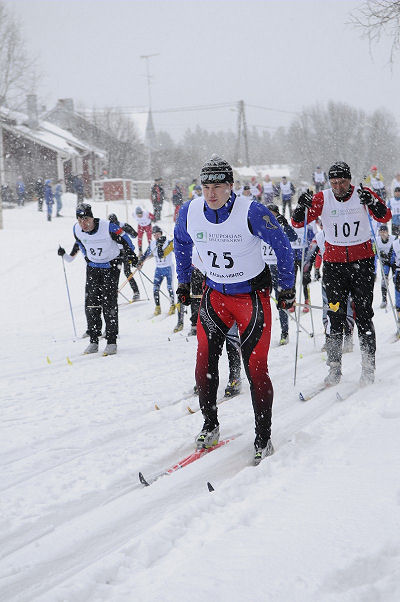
[7,0,400,140]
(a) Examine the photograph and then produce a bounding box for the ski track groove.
[0,382,348,601]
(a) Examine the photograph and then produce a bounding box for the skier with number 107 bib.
[174,155,295,465]
[291,161,391,387]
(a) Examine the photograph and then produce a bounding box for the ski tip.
[187,406,195,414]
[139,472,150,487]
[299,392,306,402]
[154,403,160,410]
[207,481,215,492]
[336,392,343,401]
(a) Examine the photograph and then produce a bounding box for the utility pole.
[140,53,159,178]
[235,100,250,167]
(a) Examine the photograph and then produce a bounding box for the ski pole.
[270,295,314,337]
[61,255,77,339]
[364,204,400,335]
[138,269,150,300]
[118,289,131,303]
[294,208,308,386]
[118,268,138,293]
[307,287,316,346]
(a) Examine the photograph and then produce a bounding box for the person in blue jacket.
[174,155,295,465]
[16,177,25,206]
[54,179,63,217]
[44,179,54,221]
[374,224,396,309]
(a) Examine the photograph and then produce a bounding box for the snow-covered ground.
[1,194,400,602]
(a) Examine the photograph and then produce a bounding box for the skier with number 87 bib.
[291,161,391,387]
[174,155,295,465]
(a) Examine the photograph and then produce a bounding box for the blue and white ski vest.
[186,196,265,283]
[74,219,120,263]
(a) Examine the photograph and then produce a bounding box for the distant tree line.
[1,0,399,187]
[106,101,400,185]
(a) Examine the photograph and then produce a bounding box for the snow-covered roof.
[7,123,80,157]
[40,120,106,159]
[0,106,27,126]
[0,105,106,159]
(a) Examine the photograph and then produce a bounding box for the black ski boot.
[224,378,241,397]
[254,436,274,466]
[324,362,342,386]
[195,424,219,450]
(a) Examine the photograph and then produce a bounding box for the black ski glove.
[277,288,296,310]
[275,213,288,227]
[58,246,66,256]
[156,236,166,259]
[176,283,191,306]
[126,250,138,266]
[357,183,376,206]
[297,189,313,209]
[123,224,138,238]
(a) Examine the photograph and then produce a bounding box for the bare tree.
[287,101,399,183]
[88,106,147,178]
[349,0,400,62]
[0,2,38,108]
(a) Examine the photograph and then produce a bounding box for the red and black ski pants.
[137,225,152,251]
[196,287,273,445]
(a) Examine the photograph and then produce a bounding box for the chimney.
[58,98,74,112]
[26,94,39,129]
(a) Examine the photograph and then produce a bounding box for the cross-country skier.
[174,154,295,465]
[58,203,137,355]
[391,237,400,320]
[134,206,154,256]
[312,166,328,192]
[108,213,140,301]
[292,161,391,386]
[374,224,396,309]
[138,225,176,316]
[387,187,400,237]
[278,176,296,218]
[365,165,386,201]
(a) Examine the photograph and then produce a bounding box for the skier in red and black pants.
[292,161,391,386]
[174,155,295,465]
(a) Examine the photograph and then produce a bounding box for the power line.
[83,100,297,116]
[85,102,234,115]
[247,103,299,115]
